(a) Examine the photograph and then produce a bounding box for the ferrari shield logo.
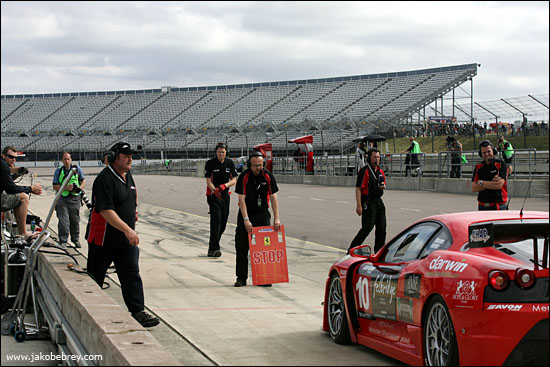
[264,237,271,246]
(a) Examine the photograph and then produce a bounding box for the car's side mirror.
[350,245,371,258]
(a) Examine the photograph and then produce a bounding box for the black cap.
[111,142,137,155]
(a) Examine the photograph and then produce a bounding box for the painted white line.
[310,198,324,201]
[288,196,300,199]
[336,201,349,204]
[400,208,421,212]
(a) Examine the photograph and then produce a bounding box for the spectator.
[1,146,43,241]
[404,137,421,177]
[447,136,463,178]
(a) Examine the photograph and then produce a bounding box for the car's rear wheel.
[327,273,351,344]
[424,295,459,366]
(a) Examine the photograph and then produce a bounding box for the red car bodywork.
[322,211,549,366]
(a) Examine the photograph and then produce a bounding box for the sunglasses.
[5,154,17,159]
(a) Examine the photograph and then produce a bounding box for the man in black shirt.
[234,151,281,287]
[472,140,508,210]
[1,146,43,240]
[349,148,387,254]
[204,142,237,257]
[86,142,159,327]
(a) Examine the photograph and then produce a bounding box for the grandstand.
[1,63,478,159]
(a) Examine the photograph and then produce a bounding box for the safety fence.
[133,149,548,180]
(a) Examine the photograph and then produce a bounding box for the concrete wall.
[274,174,548,199]
[37,252,179,366]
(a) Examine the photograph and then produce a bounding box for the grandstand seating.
[1,64,478,156]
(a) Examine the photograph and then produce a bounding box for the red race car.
[323,211,549,366]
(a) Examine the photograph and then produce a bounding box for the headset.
[106,143,123,164]
[247,151,265,169]
[478,140,497,157]
[106,142,143,163]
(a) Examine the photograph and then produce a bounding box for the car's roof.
[415,211,548,248]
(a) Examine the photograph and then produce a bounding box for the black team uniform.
[234,168,279,286]
[205,156,237,256]
[349,162,387,253]
[86,163,158,327]
[472,158,508,210]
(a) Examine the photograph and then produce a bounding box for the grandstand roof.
[442,93,549,123]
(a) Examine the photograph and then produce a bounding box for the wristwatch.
[243,217,250,221]
[478,180,483,187]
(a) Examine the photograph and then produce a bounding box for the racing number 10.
[355,277,370,310]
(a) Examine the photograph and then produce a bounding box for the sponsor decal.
[404,273,421,298]
[372,274,398,320]
[339,269,347,277]
[469,228,490,243]
[368,321,400,341]
[429,256,469,273]
[468,223,494,247]
[533,305,549,312]
[258,228,274,233]
[487,304,523,311]
[452,280,478,302]
[397,297,414,323]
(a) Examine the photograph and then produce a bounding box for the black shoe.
[234,279,247,287]
[258,284,272,287]
[73,241,82,248]
[207,250,222,257]
[132,311,160,327]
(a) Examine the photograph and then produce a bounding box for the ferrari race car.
[323,211,549,366]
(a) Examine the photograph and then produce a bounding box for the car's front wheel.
[327,273,351,344]
[424,295,459,366]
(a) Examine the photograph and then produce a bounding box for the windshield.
[494,235,549,268]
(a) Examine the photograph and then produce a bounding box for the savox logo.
[429,256,469,273]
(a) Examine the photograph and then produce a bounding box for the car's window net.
[420,229,452,259]
[384,222,441,263]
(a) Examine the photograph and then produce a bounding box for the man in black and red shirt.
[472,140,508,210]
[86,142,159,327]
[349,148,387,254]
[233,151,281,287]
[204,142,237,257]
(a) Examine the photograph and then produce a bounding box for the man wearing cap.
[86,142,159,327]
[52,152,86,249]
[1,146,43,241]
[205,142,237,257]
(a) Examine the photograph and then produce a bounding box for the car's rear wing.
[468,219,549,268]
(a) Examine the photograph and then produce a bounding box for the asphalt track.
[136,175,549,251]
[5,171,548,366]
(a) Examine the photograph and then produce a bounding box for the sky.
[1,1,548,103]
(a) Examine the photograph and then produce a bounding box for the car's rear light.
[515,269,536,289]
[489,270,509,291]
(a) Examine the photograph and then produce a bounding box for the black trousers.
[450,156,461,178]
[405,154,420,176]
[207,194,230,252]
[87,243,144,314]
[349,198,387,253]
[234,211,271,281]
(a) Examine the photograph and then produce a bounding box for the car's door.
[353,222,447,343]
